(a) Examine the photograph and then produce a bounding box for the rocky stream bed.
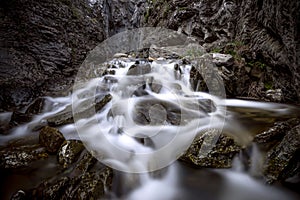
[1,0,300,199]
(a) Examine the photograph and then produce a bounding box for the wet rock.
[127,63,151,75]
[25,97,47,115]
[113,53,128,58]
[132,99,184,126]
[46,107,74,127]
[23,167,113,200]
[0,144,48,169]
[9,111,32,126]
[254,118,300,145]
[47,94,112,126]
[263,124,300,183]
[266,89,283,102]
[62,168,113,200]
[180,133,241,168]
[58,140,85,169]
[39,126,65,153]
[10,190,26,200]
[71,150,97,176]
[211,53,234,67]
[29,177,70,200]
[0,112,12,131]
[189,55,224,96]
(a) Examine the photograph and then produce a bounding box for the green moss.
[178,7,188,11]
[144,8,150,22]
[211,47,221,53]
[229,40,244,47]
[162,4,170,18]
[247,61,267,69]
[264,81,273,90]
[185,48,204,58]
[71,6,82,19]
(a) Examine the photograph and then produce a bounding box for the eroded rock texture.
[143,0,300,101]
[0,0,105,110]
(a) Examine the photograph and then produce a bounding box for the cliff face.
[143,0,300,101]
[236,0,300,97]
[0,0,299,110]
[0,0,105,110]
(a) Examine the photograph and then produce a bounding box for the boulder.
[58,140,85,169]
[211,53,234,67]
[263,125,300,183]
[39,126,65,153]
[180,133,241,168]
[0,144,48,169]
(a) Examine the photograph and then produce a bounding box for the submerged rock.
[39,126,65,154]
[0,144,48,169]
[25,97,47,115]
[127,63,151,75]
[180,132,241,168]
[47,94,112,126]
[58,140,85,169]
[9,111,32,126]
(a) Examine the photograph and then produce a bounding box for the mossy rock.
[58,140,85,169]
[180,132,241,168]
[39,126,65,153]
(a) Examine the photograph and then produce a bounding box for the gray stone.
[113,53,128,58]
[0,0,105,111]
[211,53,234,67]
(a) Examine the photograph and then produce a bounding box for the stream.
[1,28,300,199]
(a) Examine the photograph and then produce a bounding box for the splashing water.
[71,57,298,199]
[0,57,299,199]
[1,27,300,199]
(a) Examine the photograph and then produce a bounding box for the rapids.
[1,56,299,200]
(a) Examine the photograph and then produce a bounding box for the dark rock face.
[236,0,300,99]
[143,0,300,101]
[100,0,135,36]
[263,124,300,183]
[0,0,105,111]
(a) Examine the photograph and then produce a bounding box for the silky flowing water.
[1,56,299,199]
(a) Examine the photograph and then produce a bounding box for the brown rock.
[39,126,65,153]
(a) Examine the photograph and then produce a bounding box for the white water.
[1,58,299,199]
